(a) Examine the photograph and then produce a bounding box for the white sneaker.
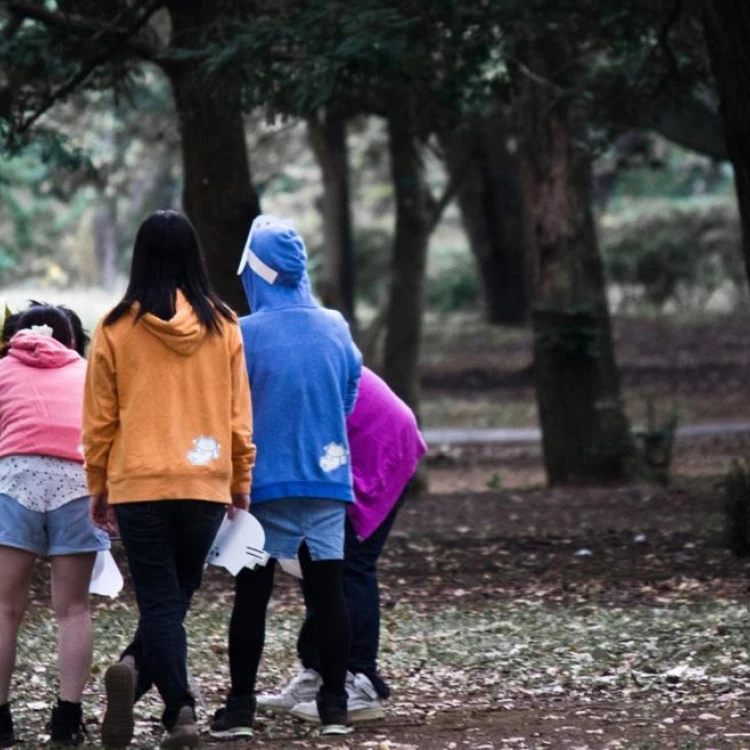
[256,667,322,713]
[289,672,385,725]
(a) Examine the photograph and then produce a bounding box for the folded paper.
[89,550,124,598]
[207,510,269,576]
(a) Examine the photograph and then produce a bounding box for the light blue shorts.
[0,494,111,557]
[251,498,347,561]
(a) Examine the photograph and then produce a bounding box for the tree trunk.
[308,114,356,324]
[93,195,118,291]
[702,2,750,289]
[166,3,261,314]
[515,37,635,484]
[440,108,528,325]
[382,116,432,413]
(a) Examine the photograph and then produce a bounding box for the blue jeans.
[297,495,404,699]
[115,500,225,728]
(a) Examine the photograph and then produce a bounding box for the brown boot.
[101,656,137,749]
[160,706,199,750]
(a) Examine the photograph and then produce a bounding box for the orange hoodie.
[82,294,255,505]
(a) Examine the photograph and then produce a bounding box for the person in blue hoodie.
[210,215,362,739]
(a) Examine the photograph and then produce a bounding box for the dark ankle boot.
[316,690,352,735]
[0,703,15,748]
[49,699,85,746]
[209,693,255,739]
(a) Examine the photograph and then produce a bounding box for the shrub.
[427,262,481,313]
[600,197,747,313]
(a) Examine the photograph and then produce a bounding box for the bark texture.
[382,115,432,413]
[515,36,635,484]
[441,107,528,325]
[702,1,750,289]
[308,114,356,322]
[166,2,261,314]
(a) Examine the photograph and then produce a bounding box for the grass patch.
[11,588,750,747]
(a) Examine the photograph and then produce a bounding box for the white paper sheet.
[89,550,124,598]
[207,510,269,576]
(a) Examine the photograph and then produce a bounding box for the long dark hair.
[104,210,234,333]
[15,305,75,349]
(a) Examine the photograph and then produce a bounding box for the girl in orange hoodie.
[83,210,255,750]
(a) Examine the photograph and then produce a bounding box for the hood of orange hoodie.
[139,293,207,356]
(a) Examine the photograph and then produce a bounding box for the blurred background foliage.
[0,104,741,318]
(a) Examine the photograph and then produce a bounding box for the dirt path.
[218,700,750,749]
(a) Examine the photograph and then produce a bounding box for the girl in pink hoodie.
[0,305,110,747]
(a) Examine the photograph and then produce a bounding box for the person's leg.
[171,501,224,717]
[256,550,322,713]
[50,553,96,702]
[296,566,320,672]
[120,628,152,701]
[172,501,224,616]
[114,502,192,729]
[228,562,276,698]
[344,496,404,697]
[0,546,35,705]
[298,543,348,698]
[210,561,276,739]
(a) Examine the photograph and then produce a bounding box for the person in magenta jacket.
[0,305,110,747]
[258,366,427,723]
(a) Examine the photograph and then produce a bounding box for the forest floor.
[11,311,750,749]
[419,313,750,433]
[17,462,750,749]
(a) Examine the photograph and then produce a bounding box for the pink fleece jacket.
[0,332,86,463]
[346,367,427,540]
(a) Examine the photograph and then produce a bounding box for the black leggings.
[229,543,350,698]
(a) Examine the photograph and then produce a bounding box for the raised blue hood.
[238,215,318,313]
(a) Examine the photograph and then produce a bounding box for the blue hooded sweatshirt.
[238,215,362,504]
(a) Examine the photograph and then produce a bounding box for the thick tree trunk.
[93,196,118,291]
[702,2,750,289]
[441,109,528,325]
[308,114,356,323]
[382,116,431,413]
[515,38,635,484]
[166,3,261,314]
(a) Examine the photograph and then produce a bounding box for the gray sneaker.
[160,706,199,750]
[256,668,322,712]
[290,672,385,725]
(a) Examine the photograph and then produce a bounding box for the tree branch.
[5,0,178,68]
[12,0,167,135]
[426,136,473,234]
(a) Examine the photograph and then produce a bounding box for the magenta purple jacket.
[346,367,427,540]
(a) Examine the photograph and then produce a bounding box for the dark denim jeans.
[297,495,404,699]
[115,500,225,728]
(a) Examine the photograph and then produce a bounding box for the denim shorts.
[0,493,111,557]
[251,498,347,561]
